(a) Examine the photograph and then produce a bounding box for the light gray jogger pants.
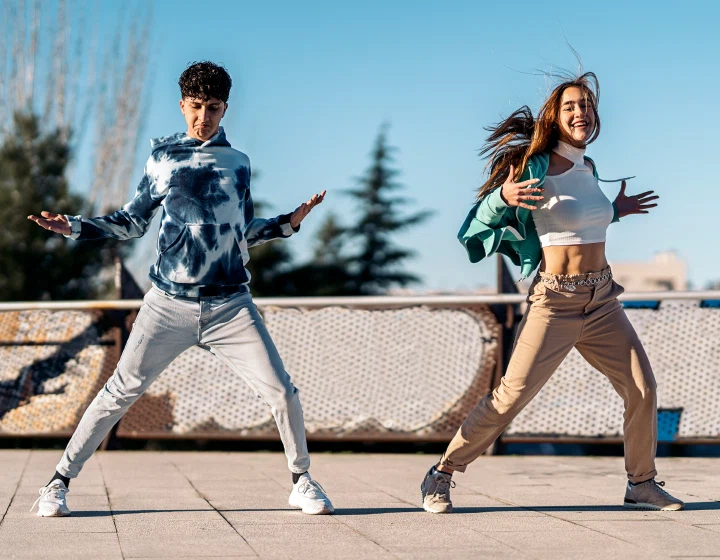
[57,287,310,477]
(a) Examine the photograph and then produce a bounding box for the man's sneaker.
[420,467,455,514]
[624,479,685,511]
[31,480,70,517]
[288,474,334,515]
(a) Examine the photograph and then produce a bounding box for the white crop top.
[534,141,614,247]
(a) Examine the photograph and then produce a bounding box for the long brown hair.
[477,72,601,199]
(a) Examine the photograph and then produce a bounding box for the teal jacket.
[457,152,620,279]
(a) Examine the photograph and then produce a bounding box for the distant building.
[610,251,687,292]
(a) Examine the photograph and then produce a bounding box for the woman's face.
[556,86,596,147]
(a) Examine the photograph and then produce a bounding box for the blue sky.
[71,0,720,291]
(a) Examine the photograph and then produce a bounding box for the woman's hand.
[613,181,659,219]
[500,165,543,210]
[27,212,72,236]
[290,190,326,229]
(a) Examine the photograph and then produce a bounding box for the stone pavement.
[1,450,719,559]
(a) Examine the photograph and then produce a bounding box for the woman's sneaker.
[288,474,334,515]
[420,467,455,513]
[624,479,685,511]
[31,480,70,517]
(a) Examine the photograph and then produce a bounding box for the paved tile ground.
[1,450,719,559]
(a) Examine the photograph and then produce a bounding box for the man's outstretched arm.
[29,165,164,241]
[244,189,326,248]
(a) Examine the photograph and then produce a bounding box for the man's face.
[180,97,227,141]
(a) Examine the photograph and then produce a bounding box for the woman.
[420,72,684,513]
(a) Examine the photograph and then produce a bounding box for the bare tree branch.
[26,0,40,109]
[1,0,153,216]
[0,2,10,132]
[16,0,27,109]
[65,0,85,132]
[54,0,67,132]
[9,0,21,114]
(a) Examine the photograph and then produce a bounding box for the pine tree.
[0,113,123,300]
[344,125,432,295]
[245,190,297,297]
[247,212,354,297]
[246,240,295,297]
[276,213,354,297]
[313,213,346,266]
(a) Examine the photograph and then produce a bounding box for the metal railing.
[0,290,719,311]
[2,290,719,444]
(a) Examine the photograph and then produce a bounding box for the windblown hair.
[179,61,232,102]
[477,72,600,199]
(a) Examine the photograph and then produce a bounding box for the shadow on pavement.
[67,500,720,517]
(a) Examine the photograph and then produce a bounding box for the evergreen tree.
[275,213,354,297]
[247,126,433,298]
[0,113,123,300]
[245,193,297,297]
[313,213,346,266]
[247,211,354,297]
[246,240,296,297]
[344,125,432,295]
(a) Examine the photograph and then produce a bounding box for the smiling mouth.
[572,121,588,129]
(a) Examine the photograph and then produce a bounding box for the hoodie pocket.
[155,225,188,278]
[158,223,248,285]
[231,226,250,267]
[159,226,186,255]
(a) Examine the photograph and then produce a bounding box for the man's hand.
[27,212,72,236]
[290,190,326,229]
[613,181,659,219]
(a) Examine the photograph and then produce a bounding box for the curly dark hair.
[178,61,232,102]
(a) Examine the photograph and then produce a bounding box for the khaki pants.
[441,269,658,484]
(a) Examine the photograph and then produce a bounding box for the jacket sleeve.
[458,167,537,264]
[65,159,164,241]
[242,188,299,248]
[475,187,510,227]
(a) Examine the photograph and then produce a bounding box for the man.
[28,61,333,516]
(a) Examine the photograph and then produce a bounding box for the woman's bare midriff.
[539,242,608,276]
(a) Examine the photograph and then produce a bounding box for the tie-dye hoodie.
[65,127,298,297]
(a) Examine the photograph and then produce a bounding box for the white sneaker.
[288,474,334,515]
[31,480,70,517]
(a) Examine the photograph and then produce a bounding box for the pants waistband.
[536,267,612,288]
[151,284,249,301]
